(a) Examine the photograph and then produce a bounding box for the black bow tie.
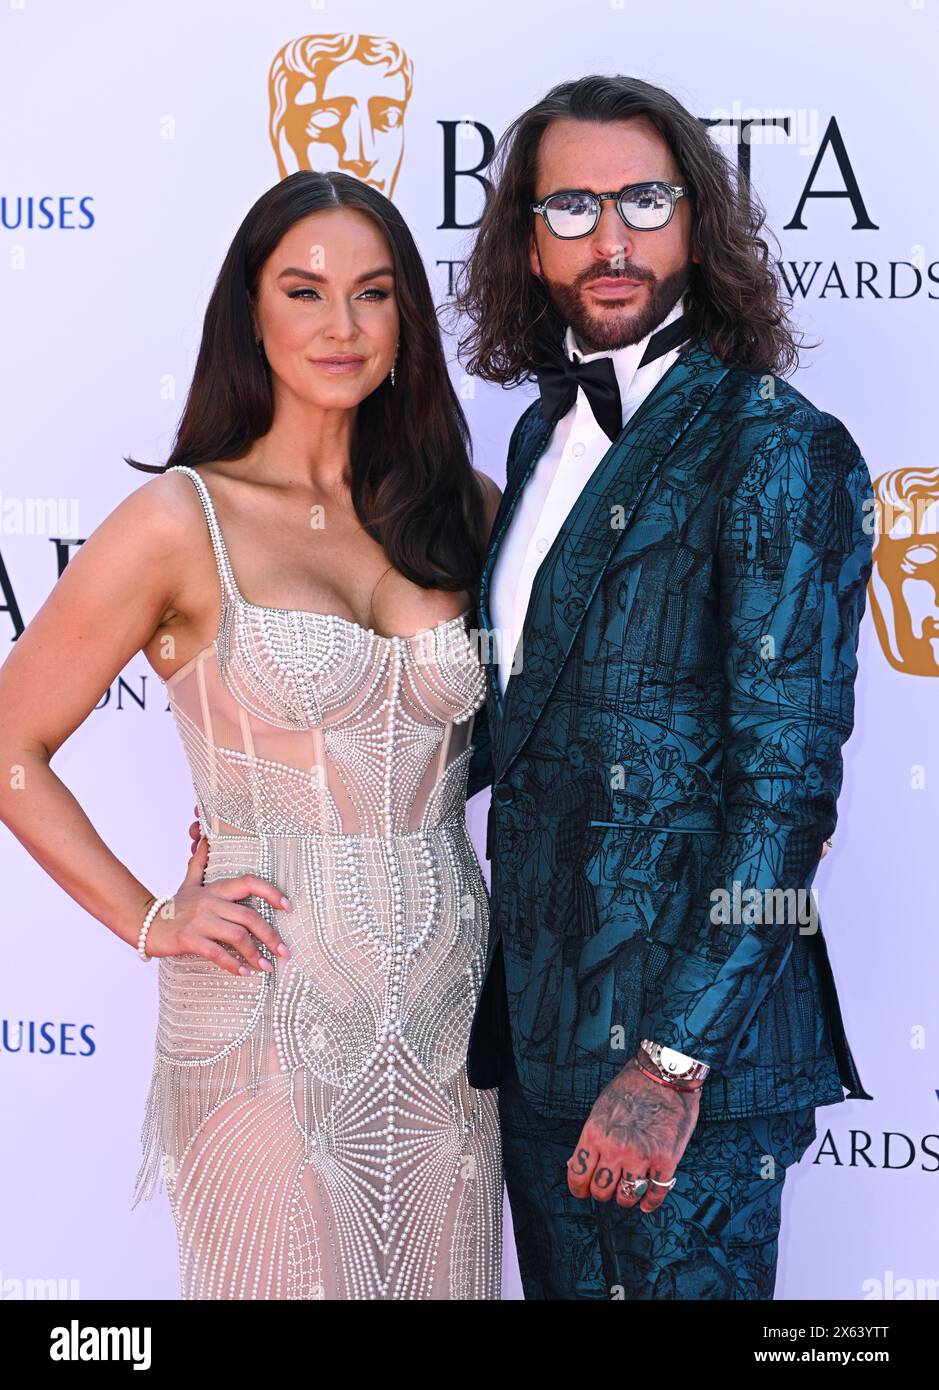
[532,312,693,441]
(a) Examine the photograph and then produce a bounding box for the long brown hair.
[126,171,486,598]
[451,74,809,383]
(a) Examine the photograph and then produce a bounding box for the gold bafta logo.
[268,34,413,195]
[870,466,939,676]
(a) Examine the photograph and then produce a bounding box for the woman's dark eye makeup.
[287,286,391,301]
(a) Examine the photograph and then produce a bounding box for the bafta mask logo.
[268,34,413,196]
[870,466,939,676]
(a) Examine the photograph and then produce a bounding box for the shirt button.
[535,537,549,554]
[572,442,585,457]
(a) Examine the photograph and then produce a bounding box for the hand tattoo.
[589,1057,698,1161]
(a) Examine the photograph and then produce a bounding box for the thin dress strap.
[166,464,241,603]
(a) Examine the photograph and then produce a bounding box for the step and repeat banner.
[1,0,936,1301]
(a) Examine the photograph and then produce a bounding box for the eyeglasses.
[531,181,688,239]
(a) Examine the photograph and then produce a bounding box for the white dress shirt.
[489,292,689,695]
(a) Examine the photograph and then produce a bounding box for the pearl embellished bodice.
[132,465,501,1301]
[160,466,486,840]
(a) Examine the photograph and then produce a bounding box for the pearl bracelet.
[138,894,173,961]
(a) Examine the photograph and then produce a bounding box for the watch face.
[659,1046,693,1075]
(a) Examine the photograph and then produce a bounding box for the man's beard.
[544,258,693,354]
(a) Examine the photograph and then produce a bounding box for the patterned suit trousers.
[499,1046,817,1301]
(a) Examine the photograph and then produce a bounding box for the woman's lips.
[309,357,367,373]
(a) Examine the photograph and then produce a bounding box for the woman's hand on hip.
[145,834,293,976]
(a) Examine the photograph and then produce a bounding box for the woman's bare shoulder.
[106,465,218,553]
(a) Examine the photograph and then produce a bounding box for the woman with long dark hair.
[0,171,503,1299]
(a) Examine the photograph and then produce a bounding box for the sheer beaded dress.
[131,465,502,1300]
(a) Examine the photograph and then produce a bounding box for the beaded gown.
[131,465,502,1300]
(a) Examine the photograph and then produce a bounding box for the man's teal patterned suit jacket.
[464,337,875,1123]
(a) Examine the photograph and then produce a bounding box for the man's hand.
[566,1051,703,1213]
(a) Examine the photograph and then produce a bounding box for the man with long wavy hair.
[456,75,874,1301]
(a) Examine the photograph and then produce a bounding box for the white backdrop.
[1,0,936,1302]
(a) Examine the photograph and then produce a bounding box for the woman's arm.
[0,473,290,973]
